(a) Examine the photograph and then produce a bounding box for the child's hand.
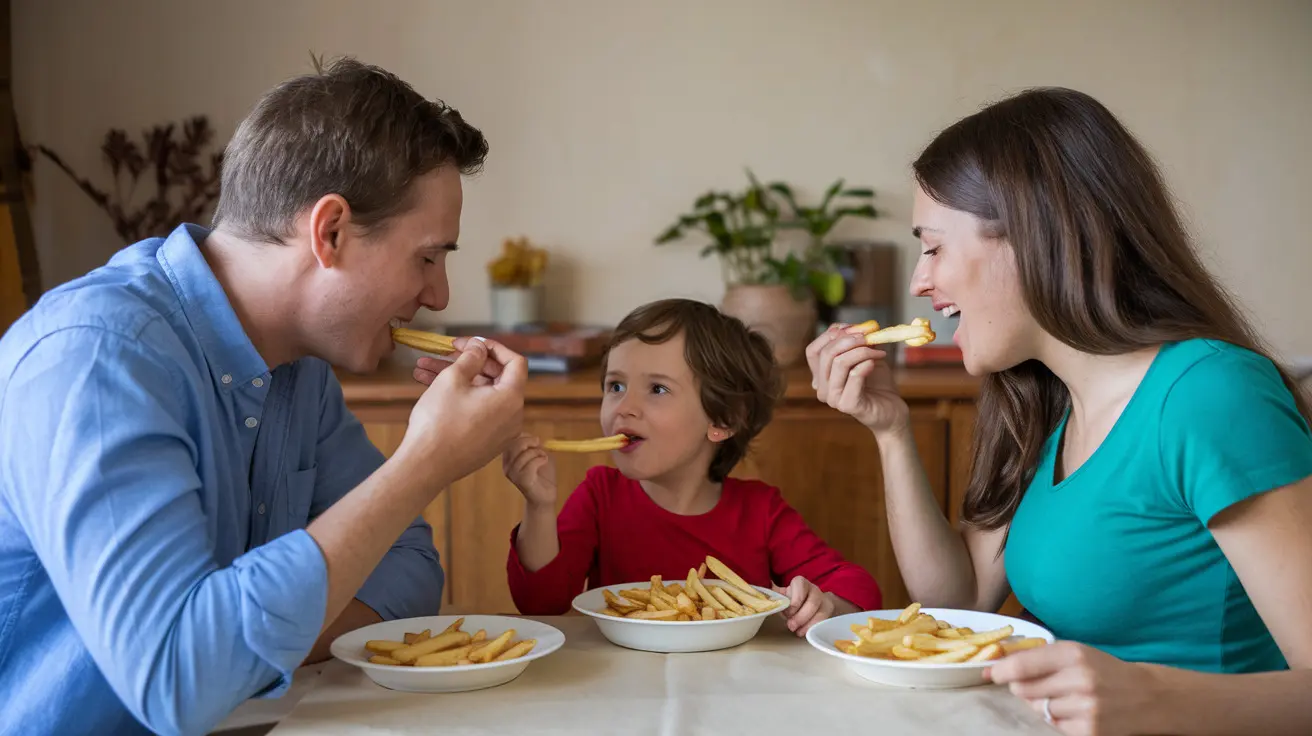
[772,576,834,636]
[502,433,557,508]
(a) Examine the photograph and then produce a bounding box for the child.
[503,298,882,636]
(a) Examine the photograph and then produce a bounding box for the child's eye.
[651,384,669,395]
[606,381,625,393]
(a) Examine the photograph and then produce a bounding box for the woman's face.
[908,184,1038,375]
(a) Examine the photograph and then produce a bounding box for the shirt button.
[257,503,266,515]
[221,374,232,385]
[252,377,264,388]
[244,417,259,429]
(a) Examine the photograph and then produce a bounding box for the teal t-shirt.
[1005,339,1312,673]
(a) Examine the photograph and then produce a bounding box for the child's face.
[600,331,725,483]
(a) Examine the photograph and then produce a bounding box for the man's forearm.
[302,599,382,665]
[306,450,449,632]
[1150,664,1312,735]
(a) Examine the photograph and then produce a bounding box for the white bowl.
[805,608,1056,689]
[571,581,789,653]
[329,615,565,693]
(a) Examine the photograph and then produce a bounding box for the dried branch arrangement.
[33,115,223,243]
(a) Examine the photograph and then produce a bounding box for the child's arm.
[503,440,601,614]
[764,488,883,620]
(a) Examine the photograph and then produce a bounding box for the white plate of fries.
[570,555,789,653]
[806,603,1054,689]
[330,615,565,693]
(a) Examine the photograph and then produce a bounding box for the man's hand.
[398,337,527,489]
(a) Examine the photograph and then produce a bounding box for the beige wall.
[15,0,1312,358]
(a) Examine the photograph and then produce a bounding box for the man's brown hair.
[600,299,784,482]
[212,55,489,243]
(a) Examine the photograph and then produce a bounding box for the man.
[0,57,525,735]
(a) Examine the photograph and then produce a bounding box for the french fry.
[701,607,715,621]
[472,630,487,643]
[391,327,457,355]
[1002,637,1048,655]
[619,589,651,605]
[415,644,478,667]
[392,631,471,664]
[860,317,936,347]
[719,583,783,612]
[697,562,707,578]
[369,655,401,665]
[897,603,922,624]
[441,618,465,635]
[495,640,536,661]
[704,555,765,600]
[600,607,623,617]
[470,629,515,663]
[403,629,431,645]
[628,609,679,620]
[365,640,407,654]
[709,586,748,615]
[690,576,725,611]
[543,434,629,453]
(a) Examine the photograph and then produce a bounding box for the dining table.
[263,613,1059,735]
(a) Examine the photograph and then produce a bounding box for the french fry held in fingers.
[847,317,936,347]
[362,619,535,667]
[391,327,458,355]
[832,602,1048,664]
[542,433,630,453]
[595,554,786,621]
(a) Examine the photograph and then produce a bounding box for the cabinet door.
[734,402,948,610]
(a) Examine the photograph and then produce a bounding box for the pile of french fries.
[598,555,787,622]
[364,618,535,668]
[833,603,1047,663]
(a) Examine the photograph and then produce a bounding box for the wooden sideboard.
[339,361,990,615]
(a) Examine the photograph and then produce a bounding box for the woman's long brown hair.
[912,87,1311,531]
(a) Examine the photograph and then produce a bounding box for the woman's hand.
[985,641,1165,736]
[804,324,910,436]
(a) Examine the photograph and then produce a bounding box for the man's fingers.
[451,337,504,379]
[478,338,527,391]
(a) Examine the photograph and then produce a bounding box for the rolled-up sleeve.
[309,367,445,620]
[0,328,327,736]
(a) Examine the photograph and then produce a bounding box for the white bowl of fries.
[805,603,1055,689]
[330,615,565,693]
[570,555,789,653]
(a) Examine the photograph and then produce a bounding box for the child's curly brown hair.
[600,299,784,482]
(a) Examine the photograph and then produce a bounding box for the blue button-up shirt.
[0,224,444,736]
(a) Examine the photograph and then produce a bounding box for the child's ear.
[707,426,735,443]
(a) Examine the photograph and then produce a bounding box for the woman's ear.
[707,426,735,443]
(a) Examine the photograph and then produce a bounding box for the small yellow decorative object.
[487,236,548,288]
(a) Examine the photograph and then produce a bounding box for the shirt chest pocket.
[266,465,318,540]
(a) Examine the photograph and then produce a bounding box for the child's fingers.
[511,448,546,479]
[787,585,825,632]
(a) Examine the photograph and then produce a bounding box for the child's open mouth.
[618,434,644,453]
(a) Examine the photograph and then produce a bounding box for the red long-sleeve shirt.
[507,466,883,615]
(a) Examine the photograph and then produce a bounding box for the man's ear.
[707,426,735,443]
[307,194,351,269]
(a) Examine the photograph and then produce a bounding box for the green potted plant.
[655,170,819,366]
[770,177,880,320]
[655,171,880,366]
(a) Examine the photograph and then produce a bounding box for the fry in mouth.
[542,434,631,453]
[391,327,458,355]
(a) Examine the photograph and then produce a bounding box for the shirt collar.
[157,223,269,389]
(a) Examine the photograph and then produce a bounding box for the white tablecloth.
[268,615,1058,735]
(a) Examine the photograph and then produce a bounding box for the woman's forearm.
[874,424,981,608]
[1149,664,1312,735]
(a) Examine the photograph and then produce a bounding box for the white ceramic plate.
[806,608,1056,689]
[571,581,789,653]
[330,614,565,693]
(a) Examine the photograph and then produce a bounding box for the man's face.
[305,166,462,373]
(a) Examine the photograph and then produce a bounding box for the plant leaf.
[840,188,875,199]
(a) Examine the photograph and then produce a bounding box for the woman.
[808,87,1312,736]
